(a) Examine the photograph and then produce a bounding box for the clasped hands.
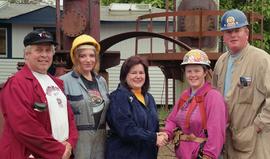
[156,132,169,147]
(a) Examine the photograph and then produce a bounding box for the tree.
[7,0,42,4]
[220,0,270,52]
[101,0,173,10]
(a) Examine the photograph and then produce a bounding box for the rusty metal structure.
[54,0,121,79]
[132,0,264,108]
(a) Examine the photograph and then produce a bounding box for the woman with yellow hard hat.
[61,34,109,159]
[162,49,227,159]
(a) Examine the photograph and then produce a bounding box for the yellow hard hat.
[70,34,100,64]
[181,49,210,67]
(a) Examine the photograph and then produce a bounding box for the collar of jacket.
[186,82,212,96]
[222,43,250,64]
[19,65,63,103]
[117,84,150,106]
[117,84,132,95]
[20,65,41,91]
[71,70,101,79]
[21,65,63,91]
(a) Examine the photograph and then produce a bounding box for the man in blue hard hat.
[213,9,270,159]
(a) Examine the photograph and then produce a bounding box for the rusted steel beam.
[99,31,192,55]
[55,0,61,50]
[137,52,221,61]
[99,51,120,71]
[137,10,224,21]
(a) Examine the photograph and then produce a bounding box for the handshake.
[156,132,169,147]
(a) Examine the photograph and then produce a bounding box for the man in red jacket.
[0,29,78,159]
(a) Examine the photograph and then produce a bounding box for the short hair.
[23,44,55,57]
[120,55,150,94]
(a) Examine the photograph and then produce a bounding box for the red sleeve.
[1,77,66,159]
[0,105,4,135]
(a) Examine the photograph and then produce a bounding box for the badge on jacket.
[239,76,251,87]
[33,102,47,112]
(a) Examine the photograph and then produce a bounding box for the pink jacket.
[164,82,227,159]
[0,65,78,159]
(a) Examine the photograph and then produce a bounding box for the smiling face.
[24,44,54,74]
[223,27,249,54]
[126,64,146,90]
[185,64,207,92]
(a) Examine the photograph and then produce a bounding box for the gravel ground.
[157,143,176,159]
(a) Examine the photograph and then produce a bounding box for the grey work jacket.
[60,71,109,159]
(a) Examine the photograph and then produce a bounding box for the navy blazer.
[105,84,159,159]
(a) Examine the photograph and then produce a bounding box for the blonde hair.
[73,44,100,74]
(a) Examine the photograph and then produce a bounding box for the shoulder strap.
[195,85,212,129]
[177,86,212,130]
[185,98,197,129]
[177,90,190,111]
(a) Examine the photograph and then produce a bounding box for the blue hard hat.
[220,9,249,31]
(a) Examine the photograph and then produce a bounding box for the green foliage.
[158,106,171,127]
[220,0,270,53]
[7,0,32,3]
[101,0,173,10]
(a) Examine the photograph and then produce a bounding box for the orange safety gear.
[177,84,212,129]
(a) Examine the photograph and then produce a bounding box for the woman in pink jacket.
[163,49,227,159]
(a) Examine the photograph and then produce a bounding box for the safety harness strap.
[177,84,212,129]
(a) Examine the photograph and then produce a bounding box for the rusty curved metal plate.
[99,31,191,55]
[99,31,192,78]
[61,10,87,37]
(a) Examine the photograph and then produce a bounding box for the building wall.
[0,24,52,84]
[11,25,32,58]
[0,25,32,84]
[0,58,24,83]
[11,24,54,58]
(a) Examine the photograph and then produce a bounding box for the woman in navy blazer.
[105,56,167,159]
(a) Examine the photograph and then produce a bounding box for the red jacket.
[0,65,78,159]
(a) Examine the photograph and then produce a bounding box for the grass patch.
[158,105,172,127]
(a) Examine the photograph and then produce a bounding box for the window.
[0,28,7,57]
